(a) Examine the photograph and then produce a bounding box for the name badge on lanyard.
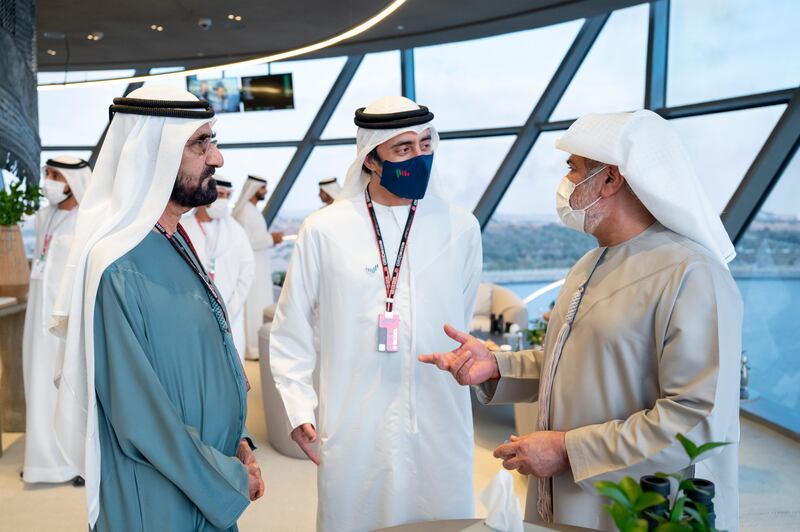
[365,187,418,353]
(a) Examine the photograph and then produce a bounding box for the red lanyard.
[364,187,418,313]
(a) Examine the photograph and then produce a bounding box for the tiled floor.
[0,360,797,531]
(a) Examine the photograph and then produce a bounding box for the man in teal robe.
[50,87,264,531]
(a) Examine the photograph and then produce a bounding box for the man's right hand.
[291,423,320,465]
[418,324,500,385]
[272,232,284,245]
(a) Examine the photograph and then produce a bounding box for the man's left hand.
[493,431,569,477]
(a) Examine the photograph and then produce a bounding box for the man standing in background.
[233,175,283,360]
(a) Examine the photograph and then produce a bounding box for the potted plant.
[0,175,40,301]
[595,433,730,531]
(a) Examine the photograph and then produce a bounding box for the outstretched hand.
[418,324,500,385]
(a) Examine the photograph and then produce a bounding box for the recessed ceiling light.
[149,24,165,31]
[235,15,242,21]
[86,31,104,41]
[46,49,57,56]
[227,14,235,20]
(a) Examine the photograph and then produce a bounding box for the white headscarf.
[319,177,342,200]
[555,109,735,265]
[46,156,92,203]
[49,85,215,527]
[232,175,266,219]
[340,96,445,201]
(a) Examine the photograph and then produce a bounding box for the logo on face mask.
[379,153,434,200]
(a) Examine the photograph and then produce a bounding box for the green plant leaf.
[596,481,634,510]
[634,491,667,513]
[605,502,633,531]
[620,476,642,503]
[695,441,732,458]
[670,497,687,523]
[676,433,699,461]
[683,506,710,532]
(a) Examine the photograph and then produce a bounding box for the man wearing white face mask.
[22,156,90,486]
[183,177,255,362]
[421,110,742,531]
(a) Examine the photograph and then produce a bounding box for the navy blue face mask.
[378,153,434,200]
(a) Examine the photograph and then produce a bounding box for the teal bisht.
[92,230,251,531]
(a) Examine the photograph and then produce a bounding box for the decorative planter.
[0,224,30,301]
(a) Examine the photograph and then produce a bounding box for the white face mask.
[555,164,607,233]
[205,198,229,219]
[43,179,70,205]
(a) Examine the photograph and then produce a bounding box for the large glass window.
[321,51,401,139]
[668,106,786,213]
[668,0,800,106]
[435,136,515,211]
[269,144,356,273]
[38,70,135,146]
[550,4,648,121]
[216,147,296,204]
[732,151,800,431]
[415,21,582,131]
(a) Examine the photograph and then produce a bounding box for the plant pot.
[0,224,30,301]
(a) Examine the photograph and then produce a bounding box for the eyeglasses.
[186,134,218,156]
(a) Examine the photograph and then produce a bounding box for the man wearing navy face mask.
[270,96,483,531]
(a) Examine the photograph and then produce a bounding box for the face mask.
[205,198,229,219]
[378,153,434,200]
[556,164,607,233]
[43,179,70,205]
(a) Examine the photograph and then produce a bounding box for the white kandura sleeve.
[268,222,321,430]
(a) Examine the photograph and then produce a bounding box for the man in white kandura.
[233,175,283,360]
[421,109,742,531]
[183,177,255,362]
[22,156,90,486]
[270,96,483,531]
[317,177,341,207]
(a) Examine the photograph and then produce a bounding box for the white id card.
[378,312,400,352]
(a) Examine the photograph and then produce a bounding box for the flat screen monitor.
[186,76,241,113]
[241,73,294,111]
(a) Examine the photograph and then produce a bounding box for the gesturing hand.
[291,423,320,465]
[418,324,500,385]
[493,431,569,478]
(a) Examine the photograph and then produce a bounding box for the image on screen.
[241,73,294,112]
[186,76,242,113]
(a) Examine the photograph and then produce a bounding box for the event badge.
[30,257,45,280]
[378,311,400,352]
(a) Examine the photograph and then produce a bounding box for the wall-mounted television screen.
[241,73,294,111]
[186,76,241,113]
